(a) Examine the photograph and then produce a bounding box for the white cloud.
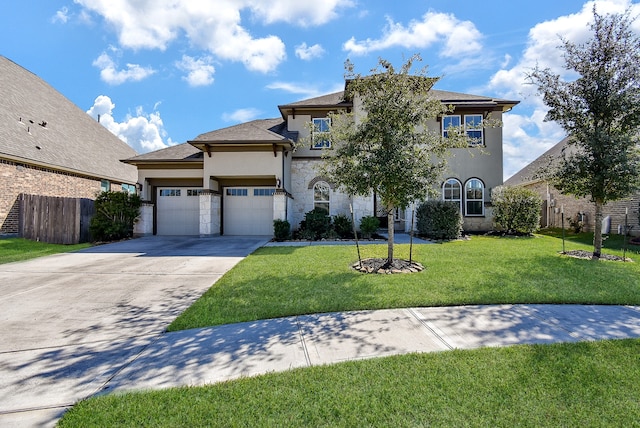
[87,95,173,152]
[484,0,640,179]
[74,1,351,73]
[222,108,262,123]
[295,43,325,60]
[52,7,70,24]
[176,55,215,87]
[266,81,324,98]
[247,0,354,26]
[343,12,483,57]
[92,52,156,85]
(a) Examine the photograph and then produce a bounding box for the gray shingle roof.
[191,118,297,143]
[0,56,137,183]
[122,142,202,163]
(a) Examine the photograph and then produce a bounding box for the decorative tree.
[528,8,640,260]
[316,55,470,266]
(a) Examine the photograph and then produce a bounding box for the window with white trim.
[313,181,330,214]
[442,114,484,146]
[442,115,461,138]
[465,114,483,146]
[442,178,462,213]
[465,178,484,216]
[100,180,111,192]
[312,118,331,149]
[254,188,276,196]
[160,189,181,197]
[226,188,248,196]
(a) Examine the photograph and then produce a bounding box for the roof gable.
[0,56,137,183]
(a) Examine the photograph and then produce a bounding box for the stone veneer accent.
[290,158,374,229]
[0,159,123,235]
[199,191,221,236]
[134,202,154,236]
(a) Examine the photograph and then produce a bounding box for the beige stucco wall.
[137,168,204,200]
[203,151,283,179]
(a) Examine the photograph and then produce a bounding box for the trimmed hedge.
[416,200,463,240]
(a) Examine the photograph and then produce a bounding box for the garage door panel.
[223,187,273,235]
[157,188,200,235]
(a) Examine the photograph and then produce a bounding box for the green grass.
[0,238,90,264]
[168,234,640,331]
[59,339,640,427]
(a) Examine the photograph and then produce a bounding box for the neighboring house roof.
[504,137,571,186]
[122,142,203,165]
[0,56,137,183]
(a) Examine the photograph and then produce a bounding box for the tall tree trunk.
[592,200,603,260]
[387,204,394,265]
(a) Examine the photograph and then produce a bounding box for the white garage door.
[157,188,201,235]
[223,187,274,235]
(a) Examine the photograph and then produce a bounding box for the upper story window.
[465,114,484,146]
[313,181,330,214]
[442,114,484,146]
[100,179,111,192]
[442,178,462,213]
[442,115,461,139]
[312,118,331,149]
[465,178,484,216]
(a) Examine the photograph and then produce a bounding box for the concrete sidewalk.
[103,304,640,395]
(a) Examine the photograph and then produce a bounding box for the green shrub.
[491,185,542,235]
[273,219,291,241]
[416,200,463,240]
[300,208,332,240]
[333,214,354,239]
[359,215,380,239]
[90,191,141,242]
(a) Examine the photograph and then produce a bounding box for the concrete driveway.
[0,235,268,427]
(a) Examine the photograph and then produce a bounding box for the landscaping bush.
[359,215,380,239]
[333,214,354,239]
[90,191,141,241]
[416,200,463,240]
[273,219,291,241]
[491,185,542,235]
[299,208,332,240]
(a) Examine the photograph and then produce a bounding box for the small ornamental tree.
[90,191,141,241]
[528,8,640,259]
[491,186,542,235]
[316,55,473,266]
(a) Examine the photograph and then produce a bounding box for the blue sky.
[2,0,639,179]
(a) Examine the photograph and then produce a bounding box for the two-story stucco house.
[123,83,518,237]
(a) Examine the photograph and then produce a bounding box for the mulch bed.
[352,258,424,274]
[561,250,633,262]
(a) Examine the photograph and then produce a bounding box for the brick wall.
[526,181,640,236]
[0,159,125,235]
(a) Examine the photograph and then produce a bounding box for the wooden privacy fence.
[19,194,95,244]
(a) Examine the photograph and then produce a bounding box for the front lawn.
[168,234,640,331]
[59,339,640,427]
[0,238,90,264]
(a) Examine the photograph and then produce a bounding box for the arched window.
[442,178,462,213]
[465,178,484,216]
[313,181,330,214]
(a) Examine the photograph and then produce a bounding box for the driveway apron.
[0,235,267,427]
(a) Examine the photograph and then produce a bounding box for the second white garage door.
[223,187,274,235]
